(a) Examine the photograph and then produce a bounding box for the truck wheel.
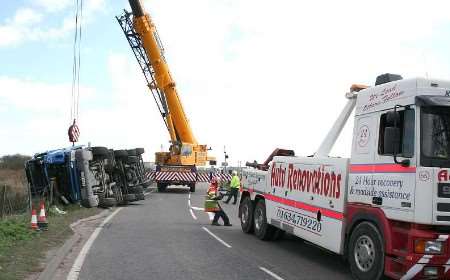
[124,193,136,202]
[136,193,145,200]
[239,196,254,233]
[131,185,144,194]
[131,186,145,200]
[157,183,167,192]
[253,200,275,240]
[126,156,139,164]
[114,150,128,158]
[348,222,384,280]
[127,149,137,156]
[189,184,196,192]
[92,147,109,159]
[99,197,116,208]
[142,180,152,188]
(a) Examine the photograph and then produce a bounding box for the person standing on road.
[205,177,232,226]
[224,170,240,204]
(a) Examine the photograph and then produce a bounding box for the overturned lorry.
[25,146,151,208]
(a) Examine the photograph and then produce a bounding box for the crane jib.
[117,0,215,167]
[128,0,144,17]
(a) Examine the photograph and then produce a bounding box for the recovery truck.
[240,74,450,279]
[116,0,215,193]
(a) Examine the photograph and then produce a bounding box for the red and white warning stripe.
[144,171,232,182]
[155,171,196,182]
[400,234,449,280]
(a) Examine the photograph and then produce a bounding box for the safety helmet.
[232,170,237,175]
[211,176,220,184]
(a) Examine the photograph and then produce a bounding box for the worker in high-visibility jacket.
[224,170,240,204]
[204,177,231,226]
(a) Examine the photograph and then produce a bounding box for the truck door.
[373,107,416,220]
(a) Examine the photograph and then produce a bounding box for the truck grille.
[437,203,450,212]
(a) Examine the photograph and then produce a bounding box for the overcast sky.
[1,0,450,165]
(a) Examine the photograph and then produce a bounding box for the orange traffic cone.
[37,201,48,230]
[31,209,39,231]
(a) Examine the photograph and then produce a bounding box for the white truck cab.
[240,74,450,280]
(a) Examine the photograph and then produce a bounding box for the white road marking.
[202,227,232,248]
[66,208,122,280]
[191,206,204,211]
[189,208,197,220]
[189,193,191,199]
[259,267,285,280]
[188,198,191,208]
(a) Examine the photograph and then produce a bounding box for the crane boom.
[117,0,215,168]
[128,0,196,145]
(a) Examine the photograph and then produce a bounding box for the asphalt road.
[78,183,352,280]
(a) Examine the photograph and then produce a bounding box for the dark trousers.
[225,188,239,204]
[213,206,230,225]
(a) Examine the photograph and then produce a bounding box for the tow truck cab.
[240,75,450,279]
[349,76,450,279]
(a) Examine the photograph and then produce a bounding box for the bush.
[0,154,31,170]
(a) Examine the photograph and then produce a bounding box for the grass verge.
[0,205,101,280]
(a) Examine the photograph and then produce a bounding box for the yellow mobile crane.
[117,0,215,192]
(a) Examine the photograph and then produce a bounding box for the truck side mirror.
[383,127,400,155]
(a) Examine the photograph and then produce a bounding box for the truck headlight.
[415,240,444,254]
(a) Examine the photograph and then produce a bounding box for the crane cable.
[68,0,83,144]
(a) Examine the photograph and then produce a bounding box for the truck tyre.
[239,196,254,233]
[189,183,196,192]
[131,185,144,193]
[127,149,137,156]
[348,222,384,280]
[131,185,145,200]
[99,197,116,208]
[135,148,145,155]
[157,183,167,192]
[91,147,109,159]
[114,150,128,158]
[124,193,136,202]
[136,192,145,200]
[253,200,275,240]
[142,180,152,188]
[126,156,139,164]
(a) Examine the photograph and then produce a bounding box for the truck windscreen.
[421,106,450,167]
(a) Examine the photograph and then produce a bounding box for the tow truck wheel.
[348,222,384,280]
[253,200,275,240]
[239,196,254,233]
